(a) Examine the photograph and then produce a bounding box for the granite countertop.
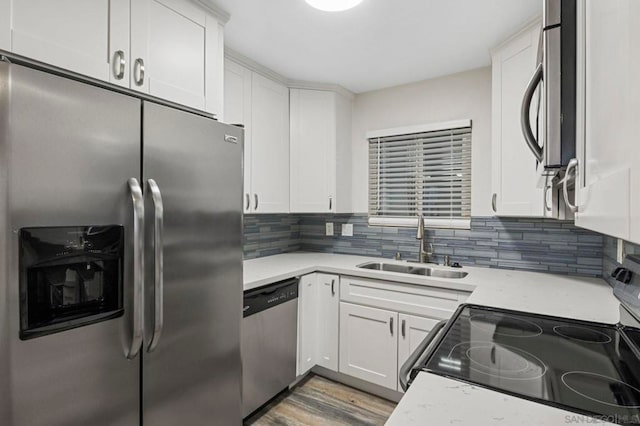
[243,252,622,425]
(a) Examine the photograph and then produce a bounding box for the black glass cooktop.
[421,305,640,425]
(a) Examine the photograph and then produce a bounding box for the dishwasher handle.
[399,319,447,392]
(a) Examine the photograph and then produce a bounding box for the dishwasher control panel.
[242,278,298,318]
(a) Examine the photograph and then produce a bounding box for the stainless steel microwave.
[521,0,576,187]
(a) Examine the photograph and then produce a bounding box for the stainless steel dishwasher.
[241,278,298,418]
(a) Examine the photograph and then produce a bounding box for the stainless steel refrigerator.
[0,60,243,425]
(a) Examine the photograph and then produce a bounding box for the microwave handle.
[521,63,544,163]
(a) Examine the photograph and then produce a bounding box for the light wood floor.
[244,375,397,426]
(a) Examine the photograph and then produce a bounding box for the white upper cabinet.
[0,1,9,51]
[131,0,223,113]
[130,0,223,114]
[5,0,224,114]
[224,60,252,212]
[223,60,289,213]
[290,88,352,213]
[250,73,290,213]
[574,0,640,244]
[491,20,546,217]
[10,0,120,82]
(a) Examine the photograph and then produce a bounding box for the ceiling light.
[305,0,364,12]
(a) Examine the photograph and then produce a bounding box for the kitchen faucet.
[416,213,433,263]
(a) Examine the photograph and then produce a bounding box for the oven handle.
[399,319,447,392]
[520,63,544,163]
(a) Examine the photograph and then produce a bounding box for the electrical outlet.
[325,222,334,236]
[342,224,353,237]
[617,238,626,264]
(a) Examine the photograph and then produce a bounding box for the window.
[368,120,472,229]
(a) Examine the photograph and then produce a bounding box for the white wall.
[351,66,493,216]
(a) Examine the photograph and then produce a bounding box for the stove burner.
[443,342,547,380]
[469,314,543,338]
[553,325,613,344]
[562,372,640,408]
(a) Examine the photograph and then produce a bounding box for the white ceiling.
[213,0,541,93]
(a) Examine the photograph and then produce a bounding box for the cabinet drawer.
[340,276,469,320]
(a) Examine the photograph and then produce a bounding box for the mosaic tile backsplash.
[243,214,300,259]
[244,214,605,277]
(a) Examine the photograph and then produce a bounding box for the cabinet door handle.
[245,193,250,211]
[134,58,145,86]
[491,193,497,213]
[254,194,259,210]
[113,50,126,80]
[390,317,394,336]
[401,319,406,338]
[329,196,332,211]
[331,279,335,296]
[563,158,579,213]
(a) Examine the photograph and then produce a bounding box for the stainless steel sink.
[356,262,468,279]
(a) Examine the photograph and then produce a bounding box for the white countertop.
[243,252,620,324]
[386,373,616,426]
[243,252,623,425]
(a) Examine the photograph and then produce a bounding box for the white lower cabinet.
[397,314,440,392]
[316,274,340,370]
[297,273,339,376]
[298,274,469,393]
[339,302,398,390]
[297,274,318,376]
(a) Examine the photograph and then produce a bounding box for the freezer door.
[0,63,141,425]
[142,102,243,425]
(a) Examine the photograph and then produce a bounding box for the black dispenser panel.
[19,226,124,340]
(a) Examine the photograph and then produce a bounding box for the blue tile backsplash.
[243,214,300,259]
[244,214,606,277]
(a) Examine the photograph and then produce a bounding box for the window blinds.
[368,125,472,222]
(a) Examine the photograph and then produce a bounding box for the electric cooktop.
[419,305,640,425]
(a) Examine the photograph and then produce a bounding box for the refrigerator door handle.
[127,178,145,359]
[147,179,164,352]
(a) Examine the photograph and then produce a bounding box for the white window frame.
[366,119,472,229]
